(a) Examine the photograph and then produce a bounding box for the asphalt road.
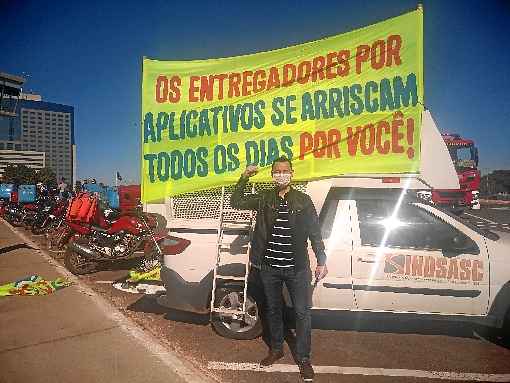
[12,212,510,383]
[460,205,510,234]
[464,205,510,222]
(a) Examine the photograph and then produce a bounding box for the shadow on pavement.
[100,258,142,272]
[127,295,210,326]
[127,295,169,315]
[0,243,36,254]
[310,310,510,350]
[163,309,209,325]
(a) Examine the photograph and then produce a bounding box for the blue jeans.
[259,267,312,362]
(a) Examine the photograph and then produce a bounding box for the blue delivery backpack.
[83,183,104,195]
[106,187,119,209]
[0,184,15,199]
[18,185,37,203]
[83,184,103,193]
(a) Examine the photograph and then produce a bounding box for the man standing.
[231,157,327,382]
[57,177,67,197]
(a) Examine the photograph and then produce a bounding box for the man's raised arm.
[230,165,261,211]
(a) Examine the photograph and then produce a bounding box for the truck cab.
[431,134,481,210]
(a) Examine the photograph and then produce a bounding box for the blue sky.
[1,0,509,184]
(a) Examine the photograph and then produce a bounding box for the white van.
[150,111,510,341]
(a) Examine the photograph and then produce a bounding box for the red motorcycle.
[3,190,39,227]
[47,194,124,250]
[59,193,168,275]
[30,196,69,235]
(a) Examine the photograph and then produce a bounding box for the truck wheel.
[211,285,262,340]
[64,249,97,275]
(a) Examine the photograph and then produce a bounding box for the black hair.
[271,156,293,171]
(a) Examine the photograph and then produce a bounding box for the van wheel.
[211,285,262,340]
[64,249,97,275]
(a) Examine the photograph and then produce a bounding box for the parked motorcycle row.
[0,183,169,276]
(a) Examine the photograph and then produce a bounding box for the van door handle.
[357,257,376,263]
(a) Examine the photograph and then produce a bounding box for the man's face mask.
[272,171,292,187]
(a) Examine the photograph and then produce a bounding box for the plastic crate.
[18,185,37,203]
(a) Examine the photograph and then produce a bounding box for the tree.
[1,164,37,185]
[35,167,57,188]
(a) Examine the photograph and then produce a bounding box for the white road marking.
[464,212,499,225]
[95,280,114,284]
[207,362,510,382]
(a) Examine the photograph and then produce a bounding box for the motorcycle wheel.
[32,217,50,235]
[55,227,72,250]
[23,220,33,230]
[31,223,47,235]
[11,216,24,227]
[47,226,70,250]
[64,249,97,275]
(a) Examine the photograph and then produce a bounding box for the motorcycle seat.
[91,225,109,233]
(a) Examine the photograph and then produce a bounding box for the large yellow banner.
[141,9,423,202]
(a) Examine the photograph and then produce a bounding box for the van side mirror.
[442,234,480,257]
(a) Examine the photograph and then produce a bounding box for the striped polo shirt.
[264,198,294,268]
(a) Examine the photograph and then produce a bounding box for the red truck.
[431,134,480,210]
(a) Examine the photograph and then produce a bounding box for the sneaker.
[259,350,284,367]
[298,360,315,382]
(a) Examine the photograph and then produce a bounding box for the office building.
[0,72,76,184]
[18,99,75,184]
[0,140,45,178]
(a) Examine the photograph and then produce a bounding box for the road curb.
[1,218,220,383]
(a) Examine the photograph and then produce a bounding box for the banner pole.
[418,3,424,109]
[141,56,146,209]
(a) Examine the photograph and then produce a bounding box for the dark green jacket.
[230,176,326,271]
